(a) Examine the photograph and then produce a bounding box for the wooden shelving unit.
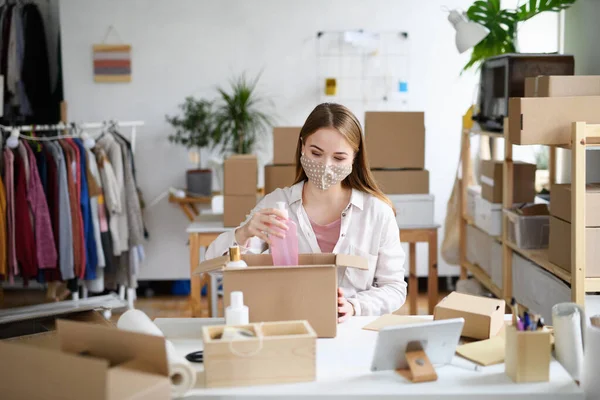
[459,112,600,307]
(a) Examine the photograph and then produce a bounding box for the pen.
[511,298,518,327]
[523,311,530,331]
[530,314,538,331]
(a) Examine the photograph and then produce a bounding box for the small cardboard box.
[480,160,536,204]
[509,96,600,145]
[434,292,505,340]
[273,127,301,165]
[224,195,257,228]
[548,216,600,277]
[202,320,316,388]
[264,164,296,194]
[371,169,429,194]
[0,320,170,400]
[365,112,425,169]
[524,75,600,97]
[505,326,551,383]
[388,194,434,227]
[224,155,258,196]
[194,253,368,338]
[551,183,600,226]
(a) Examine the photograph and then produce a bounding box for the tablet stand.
[396,341,438,383]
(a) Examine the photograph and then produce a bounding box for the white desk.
[187,217,441,317]
[154,316,584,399]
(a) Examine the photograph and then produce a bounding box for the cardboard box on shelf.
[551,183,600,226]
[548,216,600,277]
[264,164,296,195]
[475,196,502,236]
[202,320,316,388]
[273,127,301,165]
[388,194,434,227]
[480,160,536,204]
[365,112,425,169]
[371,169,429,195]
[224,195,257,228]
[434,292,505,340]
[194,253,368,338]
[524,75,600,98]
[0,320,170,400]
[224,155,258,196]
[508,96,600,145]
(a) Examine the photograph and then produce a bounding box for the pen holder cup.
[505,326,551,383]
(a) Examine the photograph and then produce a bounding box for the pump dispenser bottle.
[226,246,247,268]
[270,201,299,266]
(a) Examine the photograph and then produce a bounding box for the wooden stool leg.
[409,243,417,315]
[189,233,202,317]
[428,230,439,314]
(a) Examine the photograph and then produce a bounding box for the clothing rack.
[0,120,145,310]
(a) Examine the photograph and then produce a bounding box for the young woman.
[206,103,407,321]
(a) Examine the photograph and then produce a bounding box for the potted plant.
[166,96,218,197]
[463,0,577,72]
[213,73,276,155]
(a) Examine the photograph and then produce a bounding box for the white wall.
[59,0,557,281]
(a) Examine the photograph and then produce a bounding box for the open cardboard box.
[202,320,316,388]
[434,292,505,340]
[194,253,368,338]
[0,320,170,400]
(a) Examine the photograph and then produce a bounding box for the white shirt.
[206,181,407,316]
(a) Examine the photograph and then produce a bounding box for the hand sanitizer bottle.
[270,201,299,266]
[225,291,249,325]
[226,246,247,268]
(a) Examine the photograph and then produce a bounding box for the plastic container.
[226,246,247,268]
[504,209,550,249]
[270,202,299,266]
[225,291,249,326]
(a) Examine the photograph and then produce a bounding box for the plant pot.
[186,169,212,197]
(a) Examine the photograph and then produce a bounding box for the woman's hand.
[338,288,355,323]
[234,208,289,245]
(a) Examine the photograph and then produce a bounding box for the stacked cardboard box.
[365,112,429,194]
[224,155,258,227]
[549,183,600,277]
[264,127,300,195]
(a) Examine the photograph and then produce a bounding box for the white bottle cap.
[276,201,289,219]
[231,291,244,308]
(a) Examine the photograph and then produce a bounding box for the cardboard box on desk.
[224,155,258,195]
[273,127,301,165]
[224,195,257,228]
[264,164,296,194]
[202,320,316,388]
[0,320,170,400]
[508,96,600,145]
[371,169,429,194]
[365,112,425,169]
[525,75,600,97]
[434,292,505,340]
[480,160,536,204]
[194,253,368,338]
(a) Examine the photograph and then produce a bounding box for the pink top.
[309,218,341,253]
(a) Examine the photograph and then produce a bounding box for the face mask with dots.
[300,154,352,191]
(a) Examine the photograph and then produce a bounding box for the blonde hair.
[293,103,394,211]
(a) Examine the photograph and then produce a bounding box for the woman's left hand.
[337,288,355,323]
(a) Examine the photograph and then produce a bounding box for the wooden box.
[505,326,551,383]
[202,320,317,388]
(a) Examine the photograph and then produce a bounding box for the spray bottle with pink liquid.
[270,201,299,266]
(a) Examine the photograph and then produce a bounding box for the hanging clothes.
[94,146,121,256]
[46,141,74,280]
[13,146,36,280]
[85,149,106,293]
[23,141,56,269]
[0,171,7,279]
[40,141,61,282]
[3,148,16,280]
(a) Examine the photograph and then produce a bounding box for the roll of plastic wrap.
[583,316,600,399]
[552,303,585,382]
[117,309,197,398]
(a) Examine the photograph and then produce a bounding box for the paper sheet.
[583,315,600,399]
[552,303,585,381]
[456,336,505,366]
[117,309,197,398]
[362,314,429,331]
